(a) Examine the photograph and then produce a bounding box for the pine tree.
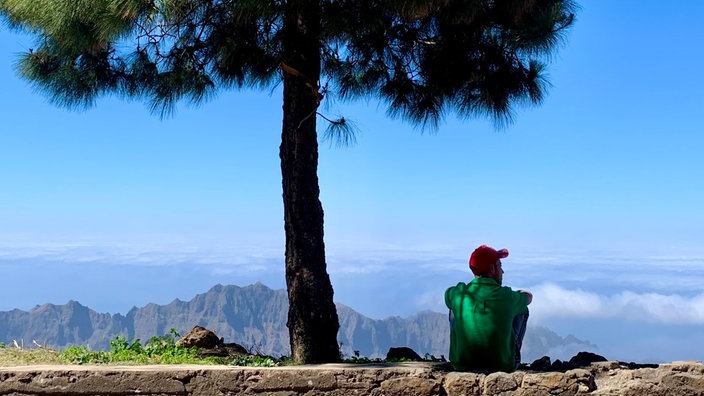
[0,0,576,363]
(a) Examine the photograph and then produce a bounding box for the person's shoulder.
[446,281,469,292]
[445,282,470,307]
[499,285,530,305]
[498,285,525,296]
[445,282,472,297]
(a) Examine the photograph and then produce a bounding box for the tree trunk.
[279,0,340,364]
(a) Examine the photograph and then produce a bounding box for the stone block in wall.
[519,369,595,395]
[444,372,482,396]
[483,371,523,394]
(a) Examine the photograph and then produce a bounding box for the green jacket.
[445,278,529,372]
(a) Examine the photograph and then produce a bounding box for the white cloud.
[0,240,284,271]
[530,283,704,325]
[3,239,704,323]
[414,290,446,313]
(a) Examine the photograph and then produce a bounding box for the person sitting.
[444,244,532,372]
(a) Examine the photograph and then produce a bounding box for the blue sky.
[1,3,703,363]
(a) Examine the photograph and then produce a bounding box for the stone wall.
[0,361,702,395]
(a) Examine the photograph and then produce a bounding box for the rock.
[177,325,248,357]
[198,342,249,358]
[223,342,248,355]
[483,371,522,394]
[386,346,423,361]
[569,351,607,367]
[550,358,572,372]
[619,361,659,369]
[177,325,223,349]
[531,352,610,372]
[521,368,596,394]
[444,372,482,395]
[529,355,552,371]
[378,376,442,396]
[592,361,703,395]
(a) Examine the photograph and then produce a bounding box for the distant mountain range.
[0,283,595,361]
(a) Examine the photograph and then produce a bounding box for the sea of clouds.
[1,240,703,362]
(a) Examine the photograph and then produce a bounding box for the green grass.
[0,329,287,367]
[0,346,66,366]
[0,331,441,367]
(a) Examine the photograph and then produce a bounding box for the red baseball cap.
[469,245,509,274]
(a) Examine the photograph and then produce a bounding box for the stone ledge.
[0,361,701,395]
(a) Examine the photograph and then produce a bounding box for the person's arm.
[518,290,533,305]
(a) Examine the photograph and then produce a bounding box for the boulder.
[177,326,223,349]
[177,325,248,357]
[569,351,607,367]
[386,346,423,361]
[529,355,552,371]
[528,351,610,372]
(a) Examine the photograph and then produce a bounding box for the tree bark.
[279,0,340,364]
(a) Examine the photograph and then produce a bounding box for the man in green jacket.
[445,244,532,372]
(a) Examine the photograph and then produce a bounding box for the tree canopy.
[1,0,577,363]
[3,0,575,123]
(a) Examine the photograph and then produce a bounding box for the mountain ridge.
[0,283,594,361]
